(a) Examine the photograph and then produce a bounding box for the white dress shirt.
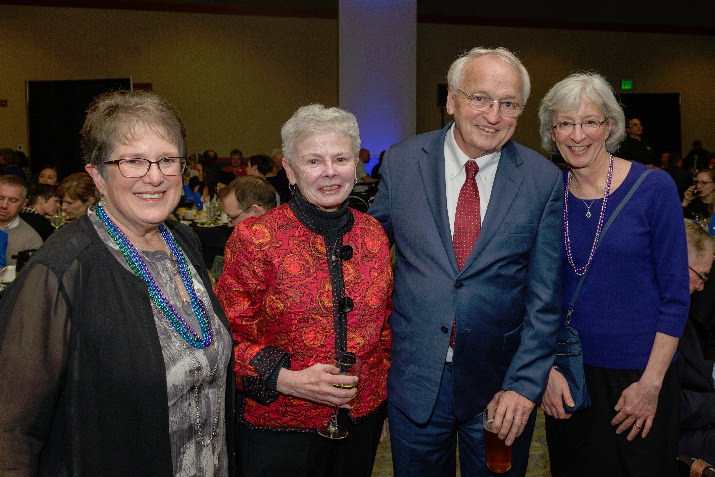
[444,124,500,237]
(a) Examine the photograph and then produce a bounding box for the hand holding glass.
[483,406,513,473]
[317,351,361,439]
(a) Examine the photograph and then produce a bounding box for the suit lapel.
[417,123,459,272]
[460,140,524,273]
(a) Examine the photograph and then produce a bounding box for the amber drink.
[482,408,512,473]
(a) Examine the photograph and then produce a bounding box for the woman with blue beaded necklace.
[0,90,234,476]
[537,73,689,476]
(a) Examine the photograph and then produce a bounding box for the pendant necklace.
[564,154,614,276]
[95,203,213,349]
[581,199,596,218]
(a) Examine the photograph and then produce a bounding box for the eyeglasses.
[694,181,714,186]
[456,89,523,118]
[552,119,607,134]
[689,266,709,284]
[227,205,251,225]
[104,157,186,178]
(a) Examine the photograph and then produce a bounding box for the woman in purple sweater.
[537,73,690,476]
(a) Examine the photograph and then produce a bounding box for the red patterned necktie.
[450,161,481,347]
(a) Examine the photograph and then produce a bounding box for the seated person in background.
[0,148,27,180]
[37,165,61,186]
[193,155,232,203]
[356,148,379,184]
[661,152,691,201]
[211,175,277,281]
[682,168,715,224]
[0,175,43,266]
[684,139,710,173]
[20,184,60,240]
[266,150,290,203]
[222,149,248,177]
[57,172,97,220]
[679,219,715,463]
[247,154,282,205]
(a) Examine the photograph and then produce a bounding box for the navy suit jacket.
[679,318,715,431]
[369,123,563,424]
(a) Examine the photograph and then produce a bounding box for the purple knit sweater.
[563,161,690,369]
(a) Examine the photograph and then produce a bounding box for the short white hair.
[281,104,360,163]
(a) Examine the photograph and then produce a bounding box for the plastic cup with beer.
[482,406,512,473]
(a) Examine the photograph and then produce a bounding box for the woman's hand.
[539,366,574,420]
[276,364,358,408]
[610,378,661,441]
[682,185,696,205]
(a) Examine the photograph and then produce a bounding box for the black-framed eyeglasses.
[227,205,251,225]
[694,181,714,186]
[552,119,607,134]
[456,89,523,118]
[689,266,709,284]
[104,157,186,178]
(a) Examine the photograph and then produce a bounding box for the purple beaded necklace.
[564,153,614,276]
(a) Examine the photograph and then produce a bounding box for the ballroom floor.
[371,409,551,476]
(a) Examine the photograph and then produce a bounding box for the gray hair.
[685,219,715,263]
[281,104,360,163]
[446,47,531,107]
[538,72,626,156]
[81,90,186,177]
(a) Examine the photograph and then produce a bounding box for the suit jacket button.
[454,280,463,289]
[441,326,449,333]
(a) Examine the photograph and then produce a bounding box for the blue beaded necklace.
[96,203,213,349]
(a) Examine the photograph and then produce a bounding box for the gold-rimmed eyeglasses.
[104,157,186,178]
[456,89,523,118]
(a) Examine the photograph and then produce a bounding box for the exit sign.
[621,80,633,90]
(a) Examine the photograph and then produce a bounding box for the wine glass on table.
[317,350,361,439]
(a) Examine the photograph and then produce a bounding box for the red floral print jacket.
[216,204,392,430]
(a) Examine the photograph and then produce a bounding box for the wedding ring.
[634,423,642,428]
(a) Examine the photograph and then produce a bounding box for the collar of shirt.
[444,124,500,235]
[0,216,21,231]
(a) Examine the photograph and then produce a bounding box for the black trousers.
[237,406,386,477]
[545,363,680,477]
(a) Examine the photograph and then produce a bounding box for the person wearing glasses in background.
[369,47,563,475]
[682,168,715,226]
[538,73,689,477]
[0,91,234,476]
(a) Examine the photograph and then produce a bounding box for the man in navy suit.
[369,47,563,475]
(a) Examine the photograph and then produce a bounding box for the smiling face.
[446,54,523,159]
[85,127,182,237]
[283,131,357,212]
[552,97,613,172]
[38,168,59,185]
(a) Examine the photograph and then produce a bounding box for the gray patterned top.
[90,211,231,476]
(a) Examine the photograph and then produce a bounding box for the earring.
[354,176,358,185]
[289,183,296,196]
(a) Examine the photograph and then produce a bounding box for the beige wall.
[0,5,338,161]
[2,5,714,165]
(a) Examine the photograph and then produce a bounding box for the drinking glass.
[50,209,66,230]
[317,351,361,439]
[482,407,513,473]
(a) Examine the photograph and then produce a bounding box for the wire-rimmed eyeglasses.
[456,89,523,118]
[552,119,607,135]
[104,157,186,178]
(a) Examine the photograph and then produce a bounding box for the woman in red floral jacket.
[215,104,392,476]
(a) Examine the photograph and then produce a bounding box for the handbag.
[555,167,654,413]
